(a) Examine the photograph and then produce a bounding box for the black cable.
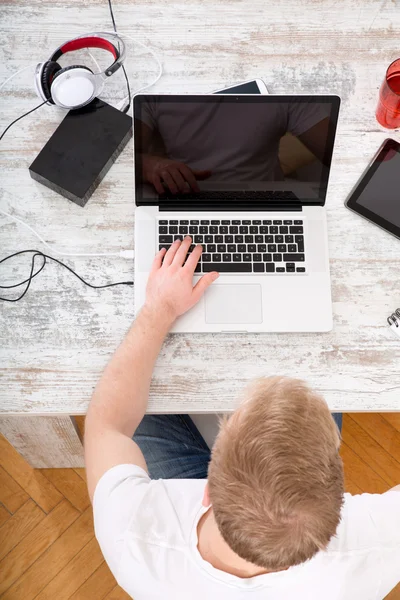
[0,101,47,142]
[0,250,133,303]
[107,0,131,114]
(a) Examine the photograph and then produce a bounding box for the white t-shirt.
[138,101,329,181]
[94,464,400,600]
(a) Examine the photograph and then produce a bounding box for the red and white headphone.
[34,32,126,110]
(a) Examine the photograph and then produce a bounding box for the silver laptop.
[134,94,340,333]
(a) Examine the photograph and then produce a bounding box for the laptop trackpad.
[205,284,263,324]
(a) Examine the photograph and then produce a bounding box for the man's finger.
[169,168,188,193]
[193,169,212,181]
[173,236,192,267]
[192,271,219,301]
[151,247,166,273]
[184,243,202,273]
[179,164,200,192]
[163,239,181,267]
[160,169,178,194]
[153,174,165,195]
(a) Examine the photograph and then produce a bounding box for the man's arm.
[85,236,218,501]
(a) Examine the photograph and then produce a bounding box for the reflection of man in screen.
[135,100,331,195]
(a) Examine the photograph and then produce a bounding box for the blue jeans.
[134,413,343,480]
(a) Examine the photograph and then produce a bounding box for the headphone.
[34,32,126,110]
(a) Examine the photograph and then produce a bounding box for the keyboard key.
[174,234,183,241]
[296,267,306,272]
[245,235,254,243]
[159,235,173,244]
[199,226,208,234]
[189,226,198,234]
[159,220,168,225]
[278,244,286,252]
[250,226,258,234]
[229,226,239,234]
[200,220,209,225]
[279,226,289,234]
[227,244,236,253]
[294,220,303,225]
[263,253,272,262]
[290,226,303,234]
[297,242,305,252]
[205,235,213,243]
[169,226,178,234]
[258,244,267,252]
[288,244,297,252]
[286,265,295,272]
[248,244,256,252]
[223,254,232,262]
[276,267,285,272]
[159,244,171,251]
[221,220,230,225]
[215,235,223,243]
[211,220,220,225]
[232,220,241,225]
[217,244,226,253]
[203,263,252,272]
[265,235,273,243]
[159,226,168,234]
[265,263,275,273]
[243,254,252,262]
[180,220,189,225]
[273,220,282,225]
[190,220,199,225]
[263,220,272,225]
[225,235,234,243]
[239,226,248,234]
[219,226,228,234]
[260,226,269,234]
[286,262,295,268]
[179,226,188,234]
[202,253,211,262]
[169,220,178,225]
[273,253,282,262]
[213,253,222,261]
[295,235,304,242]
[275,235,284,243]
[235,235,244,244]
[254,263,265,272]
[285,235,294,243]
[238,244,246,252]
[207,244,216,252]
[268,244,277,252]
[210,226,218,234]
[255,235,263,244]
[233,254,242,262]
[283,220,293,225]
[283,254,305,262]
[243,220,251,225]
[194,235,204,243]
[189,244,195,252]
[253,254,262,262]
[270,226,278,234]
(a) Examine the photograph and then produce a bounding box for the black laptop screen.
[134,95,340,206]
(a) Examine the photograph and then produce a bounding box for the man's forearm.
[86,306,172,438]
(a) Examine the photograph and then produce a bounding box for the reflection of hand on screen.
[143,155,212,195]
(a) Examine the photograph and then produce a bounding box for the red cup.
[376,58,400,129]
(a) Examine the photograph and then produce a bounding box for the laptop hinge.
[159,200,302,212]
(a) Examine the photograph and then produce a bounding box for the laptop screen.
[133,95,340,206]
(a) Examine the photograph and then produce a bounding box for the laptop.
[134,94,340,333]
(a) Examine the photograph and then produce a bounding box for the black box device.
[29,99,132,207]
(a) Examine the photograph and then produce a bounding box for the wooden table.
[1,0,400,468]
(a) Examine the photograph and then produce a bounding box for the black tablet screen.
[356,144,400,227]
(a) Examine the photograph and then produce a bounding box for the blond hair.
[208,376,344,571]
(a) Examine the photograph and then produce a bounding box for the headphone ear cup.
[41,61,62,103]
[50,65,96,109]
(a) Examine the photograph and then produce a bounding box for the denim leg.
[133,415,211,480]
[332,413,343,433]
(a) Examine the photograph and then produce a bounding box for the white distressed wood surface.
[0,416,84,467]
[1,0,400,416]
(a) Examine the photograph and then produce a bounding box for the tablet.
[345,138,400,240]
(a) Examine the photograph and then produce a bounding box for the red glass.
[376,58,400,129]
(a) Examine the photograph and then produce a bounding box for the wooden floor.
[0,414,400,599]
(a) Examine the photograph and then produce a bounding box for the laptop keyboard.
[162,190,298,201]
[158,219,306,274]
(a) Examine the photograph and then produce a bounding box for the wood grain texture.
[0,503,11,528]
[1,0,400,416]
[69,561,117,600]
[0,434,63,511]
[0,499,45,562]
[40,468,90,512]
[0,465,29,513]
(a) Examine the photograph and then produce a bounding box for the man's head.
[207,376,344,572]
